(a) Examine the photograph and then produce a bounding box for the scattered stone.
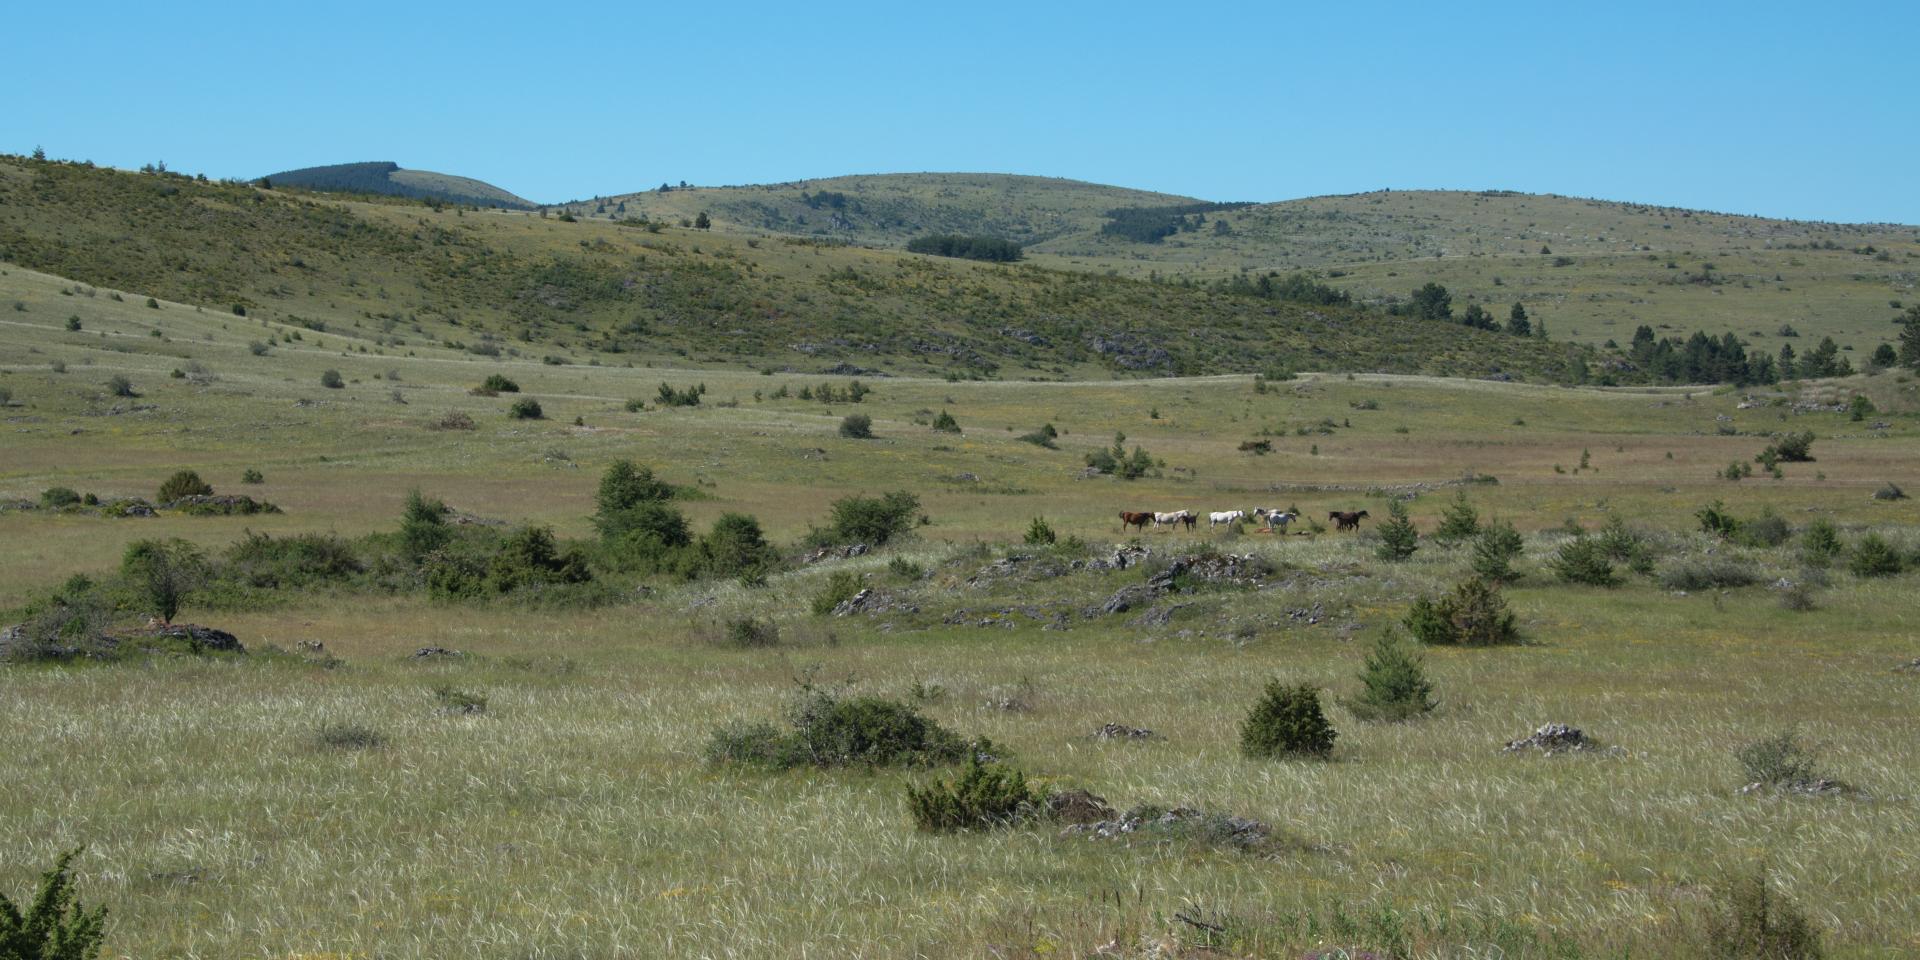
[1063,805,1273,850]
[802,543,869,564]
[1047,789,1116,825]
[1091,723,1156,741]
[1504,722,1595,755]
[1284,603,1325,625]
[1896,657,1920,673]
[409,646,466,661]
[1082,544,1151,572]
[1738,778,1850,798]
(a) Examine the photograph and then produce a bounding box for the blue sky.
[9,1,1915,222]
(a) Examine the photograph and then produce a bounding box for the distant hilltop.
[260,161,533,209]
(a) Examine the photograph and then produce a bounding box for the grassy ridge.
[264,161,535,209]
[556,173,1920,354]
[0,157,1595,381]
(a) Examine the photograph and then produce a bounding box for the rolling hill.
[262,161,535,209]
[0,155,1599,383]
[555,174,1920,355]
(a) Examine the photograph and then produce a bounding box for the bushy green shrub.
[1346,630,1436,722]
[480,374,520,393]
[811,571,862,615]
[1734,511,1791,549]
[1405,577,1520,646]
[106,374,135,397]
[1595,515,1655,574]
[815,491,920,546]
[1735,730,1834,792]
[698,513,775,579]
[1374,498,1419,561]
[156,470,213,503]
[507,397,543,419]
[599,503,694,575]
[1470,520,1525,582]
[223,531,363,589]
[315,723,385,750]
[1548,537,1619,586]
[1697,500,1743,538]
[0,848,109,960]
[930,409,960,433]
[1240,680,1336,759]
[319,369,344,389]
[240,468,264,485]
[1847,533,1903,578]
[907,758,1044,831]
[1024,517,1057,546]
[433,685,488,715]
[1758,431,1815,463]
[838,413,873,438]
[720,617,780,649]
[39,486,82,508]
[1084,432,1154,479]
[399,489,450,559]
[706,688,977,769]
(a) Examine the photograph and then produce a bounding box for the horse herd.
[1116,509,1371,534]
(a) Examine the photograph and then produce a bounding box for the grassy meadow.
[4,248,1920,959]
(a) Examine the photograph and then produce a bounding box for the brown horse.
[1119,511,1153,533]
[1330,510,1370,531]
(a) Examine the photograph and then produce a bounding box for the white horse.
[1209,509,1247,529]
[1254,508,1298,533]
[1153,510,1194,531]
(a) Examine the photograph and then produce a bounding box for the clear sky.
[8,0,1915,222]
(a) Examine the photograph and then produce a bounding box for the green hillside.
[263,161,534,209]
[562,174,1918,356]
[0,156,1600,382]
[558,173,1198,248]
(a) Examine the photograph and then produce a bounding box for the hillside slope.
[264,161,534,209]
[558,173,1198,248]
[0,156,1604,382]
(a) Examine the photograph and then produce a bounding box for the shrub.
[1847,533,1903,577]
[1800,519,1843,566]
[314,723,385,750]
[1240,680,1337,760]
[907,758,1044,831]
[838,413,873,438]
[698,513,775,579]
[106,374,135,397]
[480,374,520,393]
[319,369,344,389]
[1703,866,1824,960]
[720,617,780,649]
[155,470,213,503]
[1084,432,1154,479]
[1735,729,1832,791]
[507,398,543,419]
[1872,481,1907,501]
[1470,520,1525,582]
[1697,500,1743,538]
[599,503,694,574]
[1016,424,1059,448]
[816,491,920,546]
[399,489,450,559]
[1346,630,1436,722]
[121,539,208,624]
[1735,511,1792,549]
[1548,537,1619,586]
[431,410,475,431]
[223,531,363,589]
[39,487,82,509]
[1374,499,1419,561]
[1433,491,1480,543]
[1759,431,1815,463]
[248,341,270,356]
[811,571,862,615]
[706,688,976,769]
[1024,517,1057,546]
[240,468,264,485]
[1405,577,1521,646]
[0,387,11,406]
[930,410,960,433]
[0,848,109,960]
[1659,557,1761,591]
[888,557,925,581]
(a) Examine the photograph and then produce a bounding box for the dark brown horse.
[1119,511,1153,533]
[1330,510,1370,531]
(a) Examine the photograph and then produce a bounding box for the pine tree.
[1433,491,1481,543]
[1347,630,1436,721]
[1470,520,1525,582]
[1375,499,1418,561]
[1898,305,1920,369]
[1506,302,1531,337]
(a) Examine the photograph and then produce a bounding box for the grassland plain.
[561,174,1920,354]
[3,235,1920,959]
